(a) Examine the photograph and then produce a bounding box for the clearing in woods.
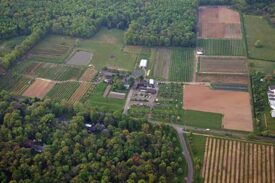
[198,6,242,39]
[153,48,171,80]
[202,136,275,183]
[184,85,253,132]
[23,78,55,99]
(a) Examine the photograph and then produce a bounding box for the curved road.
[174,125,194,183]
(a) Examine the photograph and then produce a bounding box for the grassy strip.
[183,110,223,129]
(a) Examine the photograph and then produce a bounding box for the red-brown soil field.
[79,67,97,82]
[23,78,55,99]
[198,6,242,39]
[183,85,253,132]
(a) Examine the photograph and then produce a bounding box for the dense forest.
[0,0,197,46]
[0,91,184,182]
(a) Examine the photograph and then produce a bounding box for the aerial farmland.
[1,0,275,182]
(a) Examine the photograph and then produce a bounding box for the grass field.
[202,137,275,183]
[169,48,194,82]
[78,29,137,71]
[197,39,245,56]
[47,82,80,101]
[186,134,206,183]
[27,35,75,63]
[32,63,85,81]
[85,82,125,111]
[249,59,275,74]
[0,36,27,57]
[244,15,275,61]
[183,110,223,129]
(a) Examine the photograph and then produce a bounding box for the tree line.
[0,90,185,182]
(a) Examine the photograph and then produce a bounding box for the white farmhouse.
[139,59,148,69]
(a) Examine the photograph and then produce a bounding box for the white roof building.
[149,79,154,85]
[268,85,275,117]
[139,59,148,68]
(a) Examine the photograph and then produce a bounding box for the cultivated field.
[79,67,97,81]
[198,6,242,39]
[24,62,85,81]
[197,39,245,56]
[169,48,194,82]
[184,85,253,131]
[47,82,80,101]
[23,78,55,99]
[202,137,275,183]
[198,56,248,74]
[196,73,249,85]
[78,29,137,70]
[66,50,93,66]
[244,15,275,61]
[68,82,92,104]
[10,77,31,95]
[123,45,142,54]
[153,48,171,80]
[27,35,75,63]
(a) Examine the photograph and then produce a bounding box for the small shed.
[149,79,155,85]
[139,59,148,68]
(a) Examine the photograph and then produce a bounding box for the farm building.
[196,48,204,55]
[136,79,157,94]
[139,59,148,69]
[268,85,275,118]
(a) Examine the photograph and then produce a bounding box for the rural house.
[139,59,148,69]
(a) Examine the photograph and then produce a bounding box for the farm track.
[202,136,275,183]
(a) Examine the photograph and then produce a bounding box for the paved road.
[123,89,134,115]
[173,125,194,183]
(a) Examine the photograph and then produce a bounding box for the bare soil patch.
[153,48,171,80]
[79,67,97,82]
[198,6,242,39]
[66,50,93,66]
[184,85,253,131]
[23,78,55,99]
[199,56,248,74]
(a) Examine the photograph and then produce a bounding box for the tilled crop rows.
[202,137,275,183]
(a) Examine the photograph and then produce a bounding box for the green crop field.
[169,48,194,82]
[183,110,223,129]
[32,63,85,81]
[85,82,125,111]
[244,15,275,61]
[78,29,137,71]
[27,35,76,63]
[47,82,80,101]
[197,39,245,56]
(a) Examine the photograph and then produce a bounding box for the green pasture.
[244,15,275,61]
